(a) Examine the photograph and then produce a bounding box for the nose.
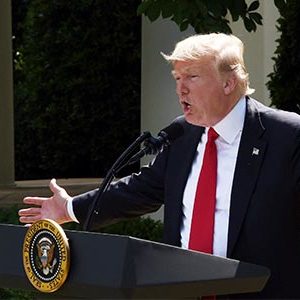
[176,79,189,96]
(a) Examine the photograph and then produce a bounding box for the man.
[19,33,300,298]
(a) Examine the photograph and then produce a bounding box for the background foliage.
[13,0,141,180]
[137,0,263,33]
[267,0,300,113]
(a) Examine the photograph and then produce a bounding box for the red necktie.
[189,127,219,253]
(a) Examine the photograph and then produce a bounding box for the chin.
[184,116,205,127]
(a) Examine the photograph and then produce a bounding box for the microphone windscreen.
[160,122,184,142]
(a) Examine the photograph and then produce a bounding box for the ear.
[223,74,238,95]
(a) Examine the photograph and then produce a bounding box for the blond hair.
[162,33,254,95]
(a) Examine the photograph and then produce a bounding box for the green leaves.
[145,2,161,21]
[267,0,300,113]
[243,16,256,32]
[274,0,287,11]
[250,12,263,25]
[137,0,264,33]
[248,0,260,11]
[136,0,152,15]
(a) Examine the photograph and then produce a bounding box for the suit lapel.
[171,125,204,199]
[166,124,204,240]
[227,98,267,257]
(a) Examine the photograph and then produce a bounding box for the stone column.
[0,0,15,187]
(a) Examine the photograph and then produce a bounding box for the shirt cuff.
[67,198,79,223]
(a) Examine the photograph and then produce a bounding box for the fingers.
[49,178,62,194]
[49,178,71,202]
[18,207,41,216]
[19,207,42,224]
[19,215,43,224]
[23,196,48,206]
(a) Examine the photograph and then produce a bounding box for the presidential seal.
[22,219,70,293]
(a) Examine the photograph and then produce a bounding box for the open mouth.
[181,101,191,111]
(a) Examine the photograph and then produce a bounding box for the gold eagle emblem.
[36,237,57,275]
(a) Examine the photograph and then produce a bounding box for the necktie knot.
[208,128,218,142]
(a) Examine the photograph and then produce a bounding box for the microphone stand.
[83,131,151,231]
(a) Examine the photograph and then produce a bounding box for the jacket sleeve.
[72,148,168,230]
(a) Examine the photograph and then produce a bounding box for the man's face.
[172,58,236,127]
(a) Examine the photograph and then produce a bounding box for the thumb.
[49,178,62,194]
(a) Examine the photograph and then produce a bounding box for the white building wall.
[141,19,193,136]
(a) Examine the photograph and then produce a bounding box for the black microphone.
[128,122,184,165]
[84,123,183,231]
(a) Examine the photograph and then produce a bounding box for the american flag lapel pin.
[252,147,259,156]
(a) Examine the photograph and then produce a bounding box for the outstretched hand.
[18,178,73,225]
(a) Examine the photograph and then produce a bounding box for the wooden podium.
[0,223,270,298]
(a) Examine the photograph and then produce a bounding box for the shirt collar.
[212,96,246,144]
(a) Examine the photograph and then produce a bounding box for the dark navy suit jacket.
[73,97,300,298]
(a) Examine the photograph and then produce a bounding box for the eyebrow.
[171,66,201,77]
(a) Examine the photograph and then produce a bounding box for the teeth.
[181,100,191,108]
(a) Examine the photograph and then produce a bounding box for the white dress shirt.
[180,97,246,257]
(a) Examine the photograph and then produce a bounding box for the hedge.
[267,0,300,113]
[13,0,141,180]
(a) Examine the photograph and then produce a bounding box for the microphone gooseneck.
[83,122,184,231]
